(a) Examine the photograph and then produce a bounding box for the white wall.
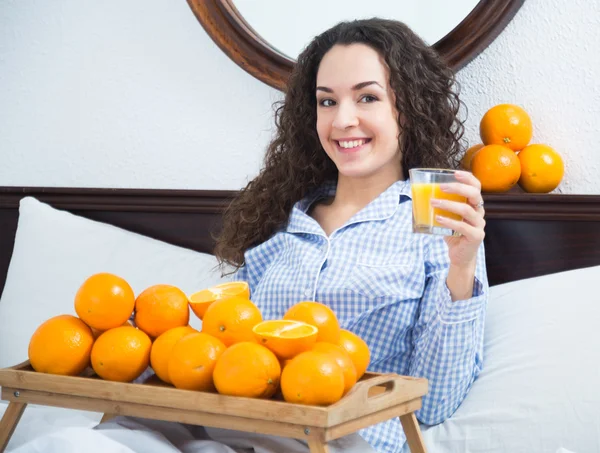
[1,0,599,193]
[457,0,600,194]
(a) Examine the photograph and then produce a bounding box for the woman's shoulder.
[243,228,289,267]
[294,180,338,214]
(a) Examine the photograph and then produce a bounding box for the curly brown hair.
[215,18,466,270]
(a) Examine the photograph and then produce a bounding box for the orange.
[91,326,151,382]
[338,329,371,380]
[91,319,134,340]
[74,273,135,331]
[518,144,565,193]
[189,281,250,320]
[471,144,521,193]
[28,314,94,376]
[283,301,340,344]
[311,342,357,395]
[150,325,198,384]
[279,358,292,370]
[460,144,484,171]
[134,284,190,338]
[201,297,262,347]
[252,319,318,360]
[480,104,533,151]
[280,350,344,406]
[168,332,226,391]
[213,342,281,398]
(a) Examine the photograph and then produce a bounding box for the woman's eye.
[360,95,378,103]
[319,99,336,107]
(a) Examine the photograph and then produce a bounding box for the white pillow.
[0,197,230,369]
[418,265,600,453]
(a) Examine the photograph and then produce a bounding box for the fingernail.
[431,199,442,207]
[440,184,450,191]
[455,170,468,178]
[436,215,445,222]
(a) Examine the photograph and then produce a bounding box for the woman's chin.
[334,160,402,183]
[335,163,375,179]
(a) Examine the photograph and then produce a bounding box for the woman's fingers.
[440,182,480,204]
[440,180,485,215]
[454,170,482,190]
[430,198,485,227]
[430,171,486,238]
[436,215,486,242]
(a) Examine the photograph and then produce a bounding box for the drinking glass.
[409,168,468,236]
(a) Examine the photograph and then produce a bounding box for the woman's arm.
[407,237,488,425]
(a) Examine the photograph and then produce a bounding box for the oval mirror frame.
[188,0,525,91]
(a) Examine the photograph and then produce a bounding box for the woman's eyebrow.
[316,81,384,93]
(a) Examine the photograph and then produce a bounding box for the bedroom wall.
[0,0,598,193]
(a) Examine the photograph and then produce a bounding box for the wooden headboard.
[1,186,600,295]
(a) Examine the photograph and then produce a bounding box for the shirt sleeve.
[230,256,257,298]
[407,236,489,425]
[231,265,253,296]
[228,233,287,298]
[232,264,248,282]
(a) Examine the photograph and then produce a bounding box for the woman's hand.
[431,170,486,269]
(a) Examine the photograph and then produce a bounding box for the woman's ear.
[399,113,407,128]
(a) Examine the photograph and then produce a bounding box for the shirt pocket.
[345,251,424,300]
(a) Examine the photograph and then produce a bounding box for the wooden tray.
[0,361,428,452]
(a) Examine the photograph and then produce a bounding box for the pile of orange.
[29,273,192,382]
[461,104,565,193]
[27,276,371,407]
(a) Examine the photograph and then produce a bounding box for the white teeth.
[338,139,367,149]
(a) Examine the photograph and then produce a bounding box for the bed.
[1,186,599,453]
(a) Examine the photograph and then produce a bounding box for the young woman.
[215,17,488,453]
[14,18,488,453]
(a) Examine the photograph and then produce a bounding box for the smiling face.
[315,44,402,185]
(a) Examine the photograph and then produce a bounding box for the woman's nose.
[332,101,359,129]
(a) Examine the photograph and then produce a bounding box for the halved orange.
[253,319,318,360]
[189,281,250,319]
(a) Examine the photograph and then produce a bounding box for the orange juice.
[411,183,467,233]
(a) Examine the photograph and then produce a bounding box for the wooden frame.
[187,0,526,91]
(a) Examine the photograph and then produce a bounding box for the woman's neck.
[331,170,403,211]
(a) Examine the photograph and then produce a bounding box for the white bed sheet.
[1,409,374,453]
[0,401,102,451]
[413,264,600,453]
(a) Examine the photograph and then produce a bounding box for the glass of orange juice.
[409,168,468,236]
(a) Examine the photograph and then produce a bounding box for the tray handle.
[336,373,422,410]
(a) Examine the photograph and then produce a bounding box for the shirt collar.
[287,179,412,235]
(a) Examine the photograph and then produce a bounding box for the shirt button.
[304,289,312,298]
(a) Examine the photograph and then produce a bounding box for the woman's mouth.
[334,138,372,154]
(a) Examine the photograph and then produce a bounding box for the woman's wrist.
[446,260,477,302]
